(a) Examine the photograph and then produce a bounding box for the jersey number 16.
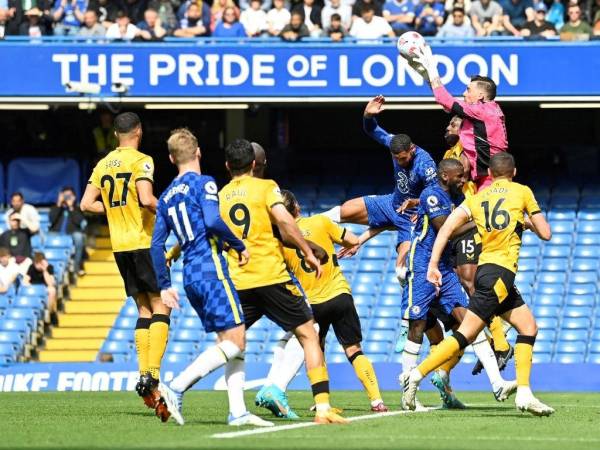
[481,198,510,232]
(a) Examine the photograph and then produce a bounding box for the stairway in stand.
[37,226,124,362]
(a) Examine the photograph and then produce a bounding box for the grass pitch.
[3,391,599,450]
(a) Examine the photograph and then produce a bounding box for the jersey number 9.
[229,203,251,239]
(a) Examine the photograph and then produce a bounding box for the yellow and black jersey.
[444,141,477,198]
[460,179,541,273]
[283,215,351,305]
[88,146,155,252]
[219,175,290,290]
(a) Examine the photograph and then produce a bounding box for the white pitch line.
[212,409,432,439]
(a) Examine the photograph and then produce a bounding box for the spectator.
[383,0,415,35]
[213,5,246,36]
[52,0,87,35]
[560,3,592,39]
[210,0,239,32]
[326,11,346,40]
[120,0,147,23]
[500,0,533,35]
[89,0,119,27]
[0,248,19,295]
[148,0,177,33]
[280,9,309,40]
[49,187,86,276]
[240,0,267,36]
[24,252,58,326]
[177,0,210,28]
[0,8,8,38]
[0,212,33,271]
[174,2,209,36]
[470,0,504,36]
[5,192,40,235]
[352,0,383,19]
[595,8,600,35]
[350,4,395,38]
[546,0,564,30]
[414,0,444,36]
[78,9,106,36]
[239,0,270,12]
[321,0,351,31]
[437,6,474,36]
[293,0,322,36]
[444,0,471,14]
[105,10,143,38]
[92,110,118,161]
[19,6,52,35]
[137,7,167,39]
[520,2,556,37]
[267,0,291,36]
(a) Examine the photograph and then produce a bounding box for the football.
[397,31,426,61]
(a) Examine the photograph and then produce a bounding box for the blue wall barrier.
[0,41,599,98]
[1,362,598,392]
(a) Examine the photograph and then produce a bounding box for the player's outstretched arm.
[136,180,158,214]
[271,204,322,277]
[363,96,393,148]
[80,184,106,215]
[203,196,248,265]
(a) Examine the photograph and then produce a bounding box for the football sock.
[489,317,510,352]
[438,349,465,375]
[472,331,504,391]
[349,351,382,404]
[515,335,535,387]
[225,353,247,418]
[171,340,241,392]
[134,317,151,375]
[307,365,331,412]
[272,335,305,392]
[265,338,286,387]
[417,334,462,377]
[147,314,170,379]
[321,206,341,223]
[401,339,421,373]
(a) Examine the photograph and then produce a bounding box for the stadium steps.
[37,226,124,363]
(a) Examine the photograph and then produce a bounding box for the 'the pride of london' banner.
[0,41,599,98]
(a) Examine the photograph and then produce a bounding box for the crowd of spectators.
[0,0,599,40]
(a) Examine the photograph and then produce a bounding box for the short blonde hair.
[167,128,198,165]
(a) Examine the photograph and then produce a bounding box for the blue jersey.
[150,172,245,291]
[363,116,438,211]
[409,184,464,273]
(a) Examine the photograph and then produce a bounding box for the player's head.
[0,247,9,267]
[390,134,416,167]
[445,115,462,147]
[167,128,200,166]
[489,152,516,179]
[10,192,24,212]
[464,75,496,103]
[225,138,255,177]
[114,112,142,144]
[251,142,267,178]
[438,158,465,196]
[281,189,301,218]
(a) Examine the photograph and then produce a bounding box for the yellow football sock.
[490,317,510,352]
[147,314,170,380]
[307,365,330,406]
[417,336,460,377]
[515,335,535,386]
[350,352,382,402]
[134,317,151,375]
[438,349,465,374]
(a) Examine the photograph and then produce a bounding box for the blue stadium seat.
[576,234,600,246]
[592,330,600,341]
[251,319,271,331]
[572,258,600,272]
[120,303,138,317]
[177,316,202,330]
[267,329,288,342]
[515,272,535,285]
[357,260,386,273]
[362,341,390,354]
[18,285,48,297]
[245,329,267,342]
[587,354,600,363]
[167,342,198,354]
[4,309,37,327]
[45,234,74,250]
[578,220,600,233]
[556,341,587,354]
[355,305,371,318]
[548,233,572,246]
[108,328,134,342]
[519,246,539,258]
[164,353,192,364]
[101,341,133,353]
[517,258,537,272]
[31,234,43,250]
[0,343,17,358]
[12,296,45,311]
[377,295,402,307]
[171,272,184,286]
[522,233,541,247]
[353,295,376,307]
[562,307,593,318]
[372,307,398,318]
[380,283,401,295]
[0,331,24,346]
[537,317,559,329]
[532,306,559,318]
[542,246,570,258]
[172,329,203,342]
[570,271,597,284]
[573,246,600,259]
[0,295,10,310]
[353,273,380,287]
[368,330,396,342]
[460,354,477,365]
[361,247,388,260]
[246,341,263,354]
[516,283,533,296]
[338,259,355,274]
[559,329,588,342]
[548,210,576,221]
[568,284,596,295]
[536,329,556,341]
[580,197,600,209]
[554,353,585,363]
[549,221,575,234]
[537,272,567,284]
[561,318,591,329]
[588,341,600,353]
[538,258,567,272]
[370,318,398,330]
[43,248,70,261]
[551,197,578,209]
[367,353,389,363]
[533,341,553,353]
[534,294,562,307]
[533,353,552,364]
[587,293,600,307]
[367,234,392,247]
[536,283,564,296]
[113,317,136,329]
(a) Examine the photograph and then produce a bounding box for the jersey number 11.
[168,202,195,244]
